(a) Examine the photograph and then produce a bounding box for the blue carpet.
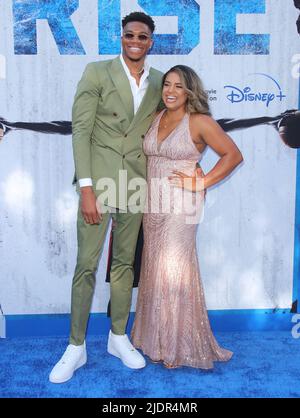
[0,332,299,398]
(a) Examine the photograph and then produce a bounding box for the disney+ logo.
[224,74,286,108]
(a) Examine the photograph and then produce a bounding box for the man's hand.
[80,186,103,224]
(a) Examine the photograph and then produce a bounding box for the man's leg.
[70,206,111,345]
[49,205,111,383]
[109,210,143,335]
[107,209,145,368]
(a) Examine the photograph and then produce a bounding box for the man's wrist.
[80,186,94,194]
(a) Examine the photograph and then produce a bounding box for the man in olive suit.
[49,12,163,383]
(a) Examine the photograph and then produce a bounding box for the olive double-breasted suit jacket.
[72,56,164,210]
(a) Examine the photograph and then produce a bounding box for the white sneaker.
[107,331,146,369]
[49,342,87,383]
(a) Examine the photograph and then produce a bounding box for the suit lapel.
[127,68,160,132]
[109,57,134,122]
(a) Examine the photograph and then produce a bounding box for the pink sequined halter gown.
[131,110,233,369]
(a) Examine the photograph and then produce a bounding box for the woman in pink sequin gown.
[131,66,243,369]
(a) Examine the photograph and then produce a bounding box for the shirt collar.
[120,54,150,80]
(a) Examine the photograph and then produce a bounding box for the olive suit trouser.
[70,205,143,346]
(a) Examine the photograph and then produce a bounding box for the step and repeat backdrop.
[0,0,299,316]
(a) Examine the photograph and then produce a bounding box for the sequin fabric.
[131,110,233,369]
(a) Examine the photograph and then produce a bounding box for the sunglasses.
[123,33,151,42]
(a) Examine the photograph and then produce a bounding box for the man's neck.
[122,53,146,74]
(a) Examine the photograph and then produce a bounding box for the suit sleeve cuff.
[78,178,93,188]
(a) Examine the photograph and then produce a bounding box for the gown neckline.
[156,109,188,152]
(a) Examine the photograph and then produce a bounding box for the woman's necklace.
[162,114,169,129]
[162,112,185,129]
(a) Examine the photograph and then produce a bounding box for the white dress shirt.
[78,55,150,188]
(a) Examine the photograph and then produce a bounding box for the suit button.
[124,134,128,138]
[122,155,125,159]
[113,112,118,117]
[141,134,145,139]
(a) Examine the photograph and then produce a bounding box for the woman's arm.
[196,115,243,189]
[169,114,243,192]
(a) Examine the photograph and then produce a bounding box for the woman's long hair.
[162,65,211,116]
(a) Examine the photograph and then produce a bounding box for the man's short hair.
[122,12,155,33]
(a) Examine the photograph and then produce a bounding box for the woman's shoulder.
[189,113,219,132]
[189,113,222,142]
[190,112,213,124]
[146,110,164,134]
